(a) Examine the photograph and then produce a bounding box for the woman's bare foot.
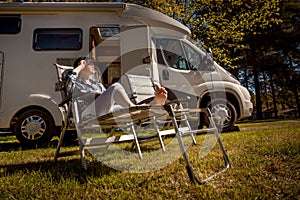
[150,85,168,106]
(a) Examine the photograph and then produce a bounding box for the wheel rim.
[211,103,232,127]
[20,115,46,140]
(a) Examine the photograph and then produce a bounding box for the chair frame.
[53,63,230,184]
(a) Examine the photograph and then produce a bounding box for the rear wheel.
[13,109,55,147]
[204,98,237,132]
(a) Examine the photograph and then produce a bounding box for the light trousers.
[81,82,134,117]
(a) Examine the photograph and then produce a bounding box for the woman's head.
[73,57,96,77]
[73,57,95,68]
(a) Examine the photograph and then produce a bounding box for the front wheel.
[205,99,237,132]
[13,109,55,147]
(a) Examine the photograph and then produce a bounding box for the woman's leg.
[82,82,166,117]
[93,83,134,116]
[111,83,135,107]
[81,83,132,117]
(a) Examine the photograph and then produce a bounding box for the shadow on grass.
[0,141,23,152]
[0,137,119,184]
[0,137,79,152]
[0,155,118,184]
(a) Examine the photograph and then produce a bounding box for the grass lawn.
[0,120,299,199]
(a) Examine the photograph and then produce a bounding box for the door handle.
[162,69,169,80]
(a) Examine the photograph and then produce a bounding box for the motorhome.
[0,2,253,147]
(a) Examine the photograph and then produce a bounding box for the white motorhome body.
[0,2,252,146]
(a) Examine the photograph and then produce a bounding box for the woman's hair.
[73,56,95,68]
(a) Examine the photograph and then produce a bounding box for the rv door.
[120,25,151,76]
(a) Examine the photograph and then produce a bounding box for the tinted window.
[98,27,120,37]
[156,39,188,70]
[0,15,21,34]
[33,28,82,50]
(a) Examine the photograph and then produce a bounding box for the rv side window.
[33,28,82,50]
[156,38,189,70]
[0,15,21,34]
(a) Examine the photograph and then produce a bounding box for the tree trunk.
[263,72,269,110]
[244,68,249,90]
[293,86,300,117]
[270,74,278,118]
[287,56,300,117]
[253,67,263,119]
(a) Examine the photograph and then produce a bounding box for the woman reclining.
[69,57,168,117]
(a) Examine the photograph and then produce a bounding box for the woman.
[71,57,168,117]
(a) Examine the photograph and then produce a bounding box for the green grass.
[0,120,299,199]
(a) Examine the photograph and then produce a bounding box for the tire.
[13,109,55,147]
[204,98,237,132]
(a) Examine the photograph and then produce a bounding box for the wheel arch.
[4,93,65,130]
[199,90,241,119]
[10,105,56,129]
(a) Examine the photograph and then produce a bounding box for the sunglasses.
[86,61,96,66]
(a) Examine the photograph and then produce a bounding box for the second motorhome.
[0,2,253,146]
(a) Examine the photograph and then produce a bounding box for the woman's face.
[84,60,95,75]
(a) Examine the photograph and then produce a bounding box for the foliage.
[130,0,282,70]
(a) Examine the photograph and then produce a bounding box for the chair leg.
[165,104,230,184]
[168,106,196,182]
[78,137,87,170]
[129,123,143,159]
[54,106,72,162]
[207,111,230,168]
[192,110,230,184]
[178,103,197,145]
[153,116,166,152]
[54,124,66,162]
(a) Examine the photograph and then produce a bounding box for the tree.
[183,0,282,119]
[276,0,300,116]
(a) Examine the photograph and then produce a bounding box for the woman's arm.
[73,60,86,75]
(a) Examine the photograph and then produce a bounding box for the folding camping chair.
[53,63,172,169]
[53,63,230,184]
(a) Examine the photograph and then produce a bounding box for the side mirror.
[207,48,213,58]
[142,56,151,64]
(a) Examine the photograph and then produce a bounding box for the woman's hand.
[73,59,86,74]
